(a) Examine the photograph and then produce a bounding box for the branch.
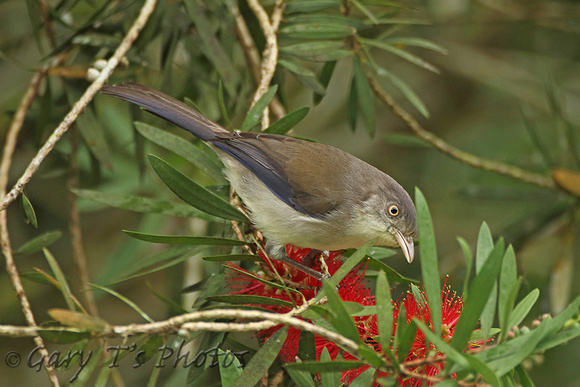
[0,67,60,387]
[0,307,360,356]
[246,0,285,129]
[0,0,158,211]
[363,65,557,190]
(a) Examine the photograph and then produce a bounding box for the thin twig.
[38,0,56,49]
[0,0,158,211]
[68,128,99,317]
[363,65,557,190]
[246,0,285,129]
[0,68,60,387]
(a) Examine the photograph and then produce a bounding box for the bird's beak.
[394,229,415,263]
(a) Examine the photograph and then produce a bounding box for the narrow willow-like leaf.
[207,295,293,307]
[219,349,243,387]
[184,0,240,96]
[241,85,278,131]
[90,283,154,323]
[148,154,247,221]
[376,65,430,118]
[515,365,535,387]
[351,0,379,24]
[43,249,76,311]
[414,319,470,369]
[48,309,110,333]
[217,79,232,130]
[347,77,358,131]
[365,257,418,284]
[319,347,340,385]
[328,239,375,288]
[499,246,517,327]
[476,222,497,340]
[499,278,521,343]
[123,230,247,246]
[382,37,448,54]
[397,319,417,363]
[38,324,91,345]
[281,41,351,62]
[286,14,368,30]
[202,254,257,262]
[350,367,376,387]
[314,60,337,105]
[285,0,340,13]
[456,237,473,296]
[279,24,355,39]
[361,38,439,73]
[508,288,539,329]
[285,360,366,373]
[15,230,62,255]
[233,326,288,387]
[287,367,315,387]
[69,346,102,386]
[135,122,225,183]
[298,329,316,362]
[450,239,504,353]
[352,56,376,137]
[224,264,303,297]
[415,187,441,336]
[21,193,37,227]
[73,189,222,222]
[321,280,362,343]
[376,271,399,367]
[264,107,310,134]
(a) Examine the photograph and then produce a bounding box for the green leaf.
[217,79,232,130]
[376,271,398,367]
[43,249,76,311]
[285,0,340,13]
[499,278,521,343]
[264,107,310,134]
[202,254,257,262]
[361,38,439,73]
[123,230,247,246]
[279,59,326,94]
[148,154,247,221]
[135,122,225,184]
[508,289,539,329]
[476,222,497,340]
[21,193,37,227]
[515,365,535,387]
[536,326,580,352]
[298,329,316,362]
[376,65,430,118]
[279,23,356,39]
[314,60,337,105]
[90,283,154,323]
[224,264,303,297]
[241,85,278,131]
[233,326,288,387]
[285,14,368,30]
[38,324,91,344]
[321,280,362,343]
[73,189,222,222]
[415,187,441,336]
[350,367,375,387]
[281,41,352,62]
[319,347,341,385]
[15,231,62,255]
[70,346,102,386]
[287,366,315,387]
[365,257,418,284]
[381,37,448,54]
[347,76,358,131]
[219,349,243,386]
[352,56,376,137]
[328,239,375,288]
[207,295,294,307]
[414,319,470,368]
[285,360,366,372]
[184,0,240,96]
[351,0,379,24]
[397,319,417,363]
[450,239,505,353]
[456,237,472,296]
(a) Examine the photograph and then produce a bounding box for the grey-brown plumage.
[101,83,418,279]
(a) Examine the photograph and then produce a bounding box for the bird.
[100,83,418,280]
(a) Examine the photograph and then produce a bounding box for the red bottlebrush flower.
[225,246,486,386]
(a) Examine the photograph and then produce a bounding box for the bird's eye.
[388,205,399,217]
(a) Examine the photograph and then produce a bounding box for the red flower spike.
[225,247,488,386]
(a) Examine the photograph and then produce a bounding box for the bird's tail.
[100,82,227,141]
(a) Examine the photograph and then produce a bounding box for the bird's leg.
[266,242,329,281]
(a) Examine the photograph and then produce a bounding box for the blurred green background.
[1,0,579,385]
